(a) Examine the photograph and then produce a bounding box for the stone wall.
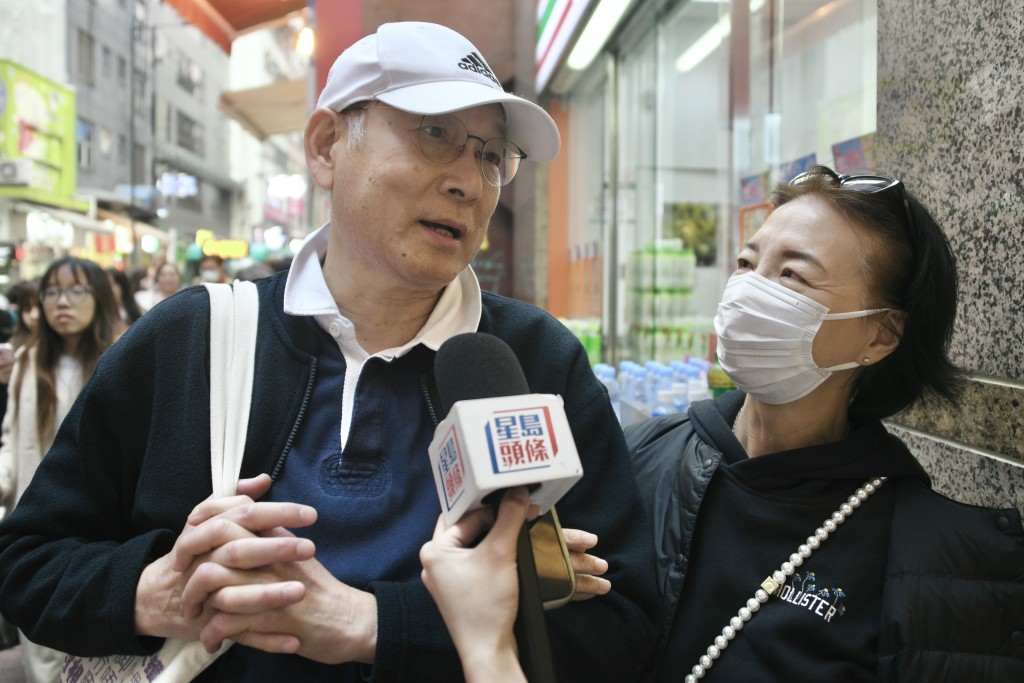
[878,0,1023,515]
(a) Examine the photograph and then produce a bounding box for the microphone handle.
[514,523,557,683]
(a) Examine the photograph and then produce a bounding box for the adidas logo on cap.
[457,52,499,87]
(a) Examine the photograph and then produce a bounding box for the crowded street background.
[0,0,1022,681]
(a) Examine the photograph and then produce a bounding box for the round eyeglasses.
[414,114,526,187]
[40,284,92,306]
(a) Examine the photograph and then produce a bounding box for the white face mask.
[714,272,889,404]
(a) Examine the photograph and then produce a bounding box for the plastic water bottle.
[651,389,676,417]
[645,361,670,413]
[617,362,648,427]
[594,364,622,423]
[670,360,689,385]
[688,371,710,405]
[671,381,690,413]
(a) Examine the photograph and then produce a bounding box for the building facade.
[0,0,244,279]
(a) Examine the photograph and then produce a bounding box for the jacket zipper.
[421,373,440,427]
[271,355,318,480]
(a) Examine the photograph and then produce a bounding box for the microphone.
[429,332,583,526]
[431,332,582,683]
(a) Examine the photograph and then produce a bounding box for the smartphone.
[529,506,576,610]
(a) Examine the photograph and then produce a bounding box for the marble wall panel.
[887,425,1023,518]
[876,0,1024,381]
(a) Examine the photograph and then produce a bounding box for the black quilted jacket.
[627,391,1024,681]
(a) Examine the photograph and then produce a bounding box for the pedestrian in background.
[107,268,143,338]
[135,261,182,314]
[6,280,40,352]
[196,254,228,284]
[0,257,118,683]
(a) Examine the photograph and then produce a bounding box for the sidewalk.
[0,646,25,683]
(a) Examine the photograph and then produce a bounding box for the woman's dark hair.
[127,266,148,294]
[107,267,143,323]
[13,257,118,445]
[8,279,39,348]
[769,165,963,421]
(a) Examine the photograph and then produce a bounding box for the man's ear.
[305,108,343,191]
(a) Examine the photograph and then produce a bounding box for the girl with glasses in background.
[0,257,117,683]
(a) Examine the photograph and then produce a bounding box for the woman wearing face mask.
[0,257,118,682]
[627,166,1023,682]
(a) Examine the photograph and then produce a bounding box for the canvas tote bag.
[60,281,259,683]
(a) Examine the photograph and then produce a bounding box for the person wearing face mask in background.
[627,166,1024,682]
[196,254,228,284]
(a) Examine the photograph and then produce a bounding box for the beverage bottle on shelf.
[593,363,622,423]
[688,370,711,404]
[651,389,676,418]
[671,381,690,414]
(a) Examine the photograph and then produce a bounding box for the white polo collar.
[282,223,482,359]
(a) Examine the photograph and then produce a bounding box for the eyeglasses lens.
[41,285,90,305]
[417,115,522,186]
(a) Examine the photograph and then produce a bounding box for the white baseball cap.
[315,22,561,163]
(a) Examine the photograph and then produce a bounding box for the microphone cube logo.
[435,424,467,510]
[428,394,582,525]
[485,407,559,473]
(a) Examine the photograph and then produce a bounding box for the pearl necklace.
[683,476,888,682]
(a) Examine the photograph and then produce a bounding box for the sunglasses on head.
[790,168,916,235]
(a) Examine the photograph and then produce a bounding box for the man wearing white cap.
[0,22,659,682]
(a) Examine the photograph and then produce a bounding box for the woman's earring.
[862,357,870,363]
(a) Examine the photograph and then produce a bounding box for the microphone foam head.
[435,332,530,414]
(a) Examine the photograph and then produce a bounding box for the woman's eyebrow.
[780,249,825,270]
[743,242,825,270]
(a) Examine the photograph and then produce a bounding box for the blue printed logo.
[485,406,559,474]
[435,425,466,511]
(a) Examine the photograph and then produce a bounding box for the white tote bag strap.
[205,281,258,498]
[62,283,258,682]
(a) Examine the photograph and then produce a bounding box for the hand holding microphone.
[420,487,533,683]
[428,332,584,683]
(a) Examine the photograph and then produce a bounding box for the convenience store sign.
[536,0,595,92]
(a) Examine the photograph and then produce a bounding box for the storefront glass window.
[616,1,730,369]
[567,65,610,327]
[617,29,660,363]
[560,0,878,420]
[740,0,878,240]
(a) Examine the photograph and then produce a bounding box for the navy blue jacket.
[0,271,661,682]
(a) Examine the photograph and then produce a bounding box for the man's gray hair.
[345,107,367,149]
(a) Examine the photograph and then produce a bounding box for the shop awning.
[165,0,307,53]
[96,209,170,240]
[218,77,309,141]
[13,202,110,233]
